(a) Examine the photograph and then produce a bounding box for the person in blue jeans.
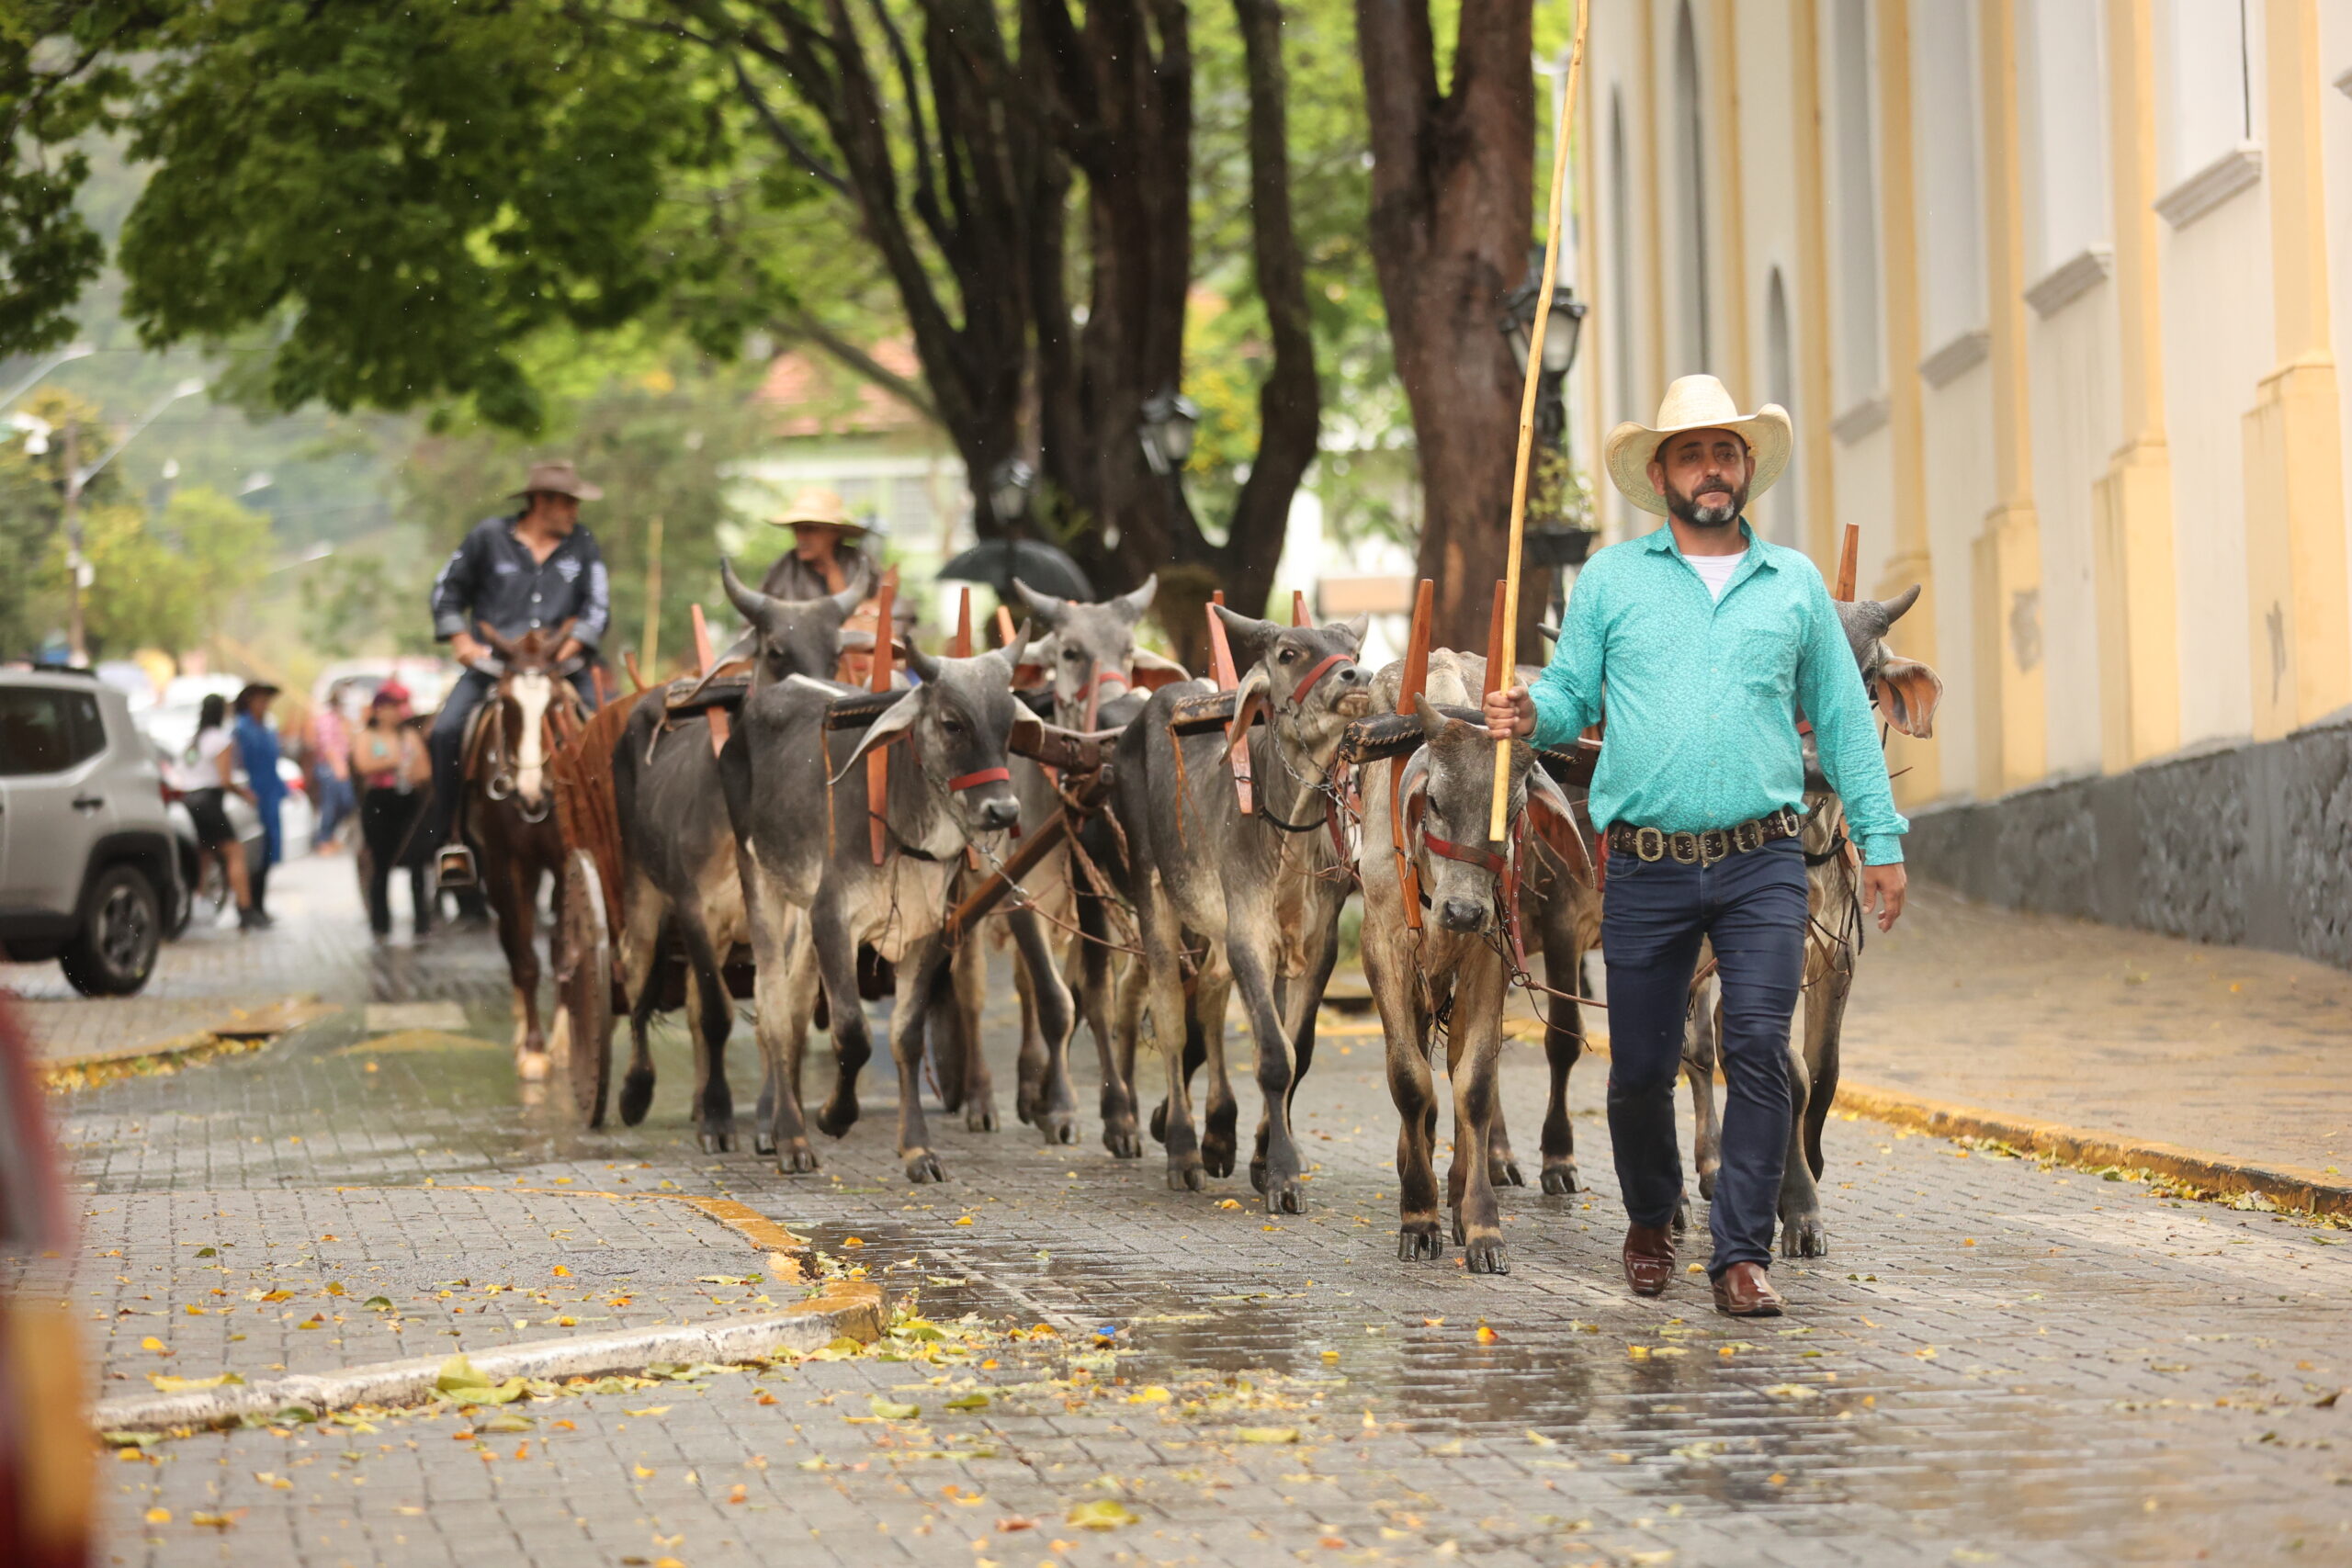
[1486,375,1909,1318]
[425,459,608,885]
[231,682,287,928]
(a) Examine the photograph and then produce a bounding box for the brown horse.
[459,621,587,1081]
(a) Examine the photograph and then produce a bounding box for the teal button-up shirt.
[1527,520,1908,864]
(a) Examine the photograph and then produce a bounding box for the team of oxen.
[493,556,1938,1274]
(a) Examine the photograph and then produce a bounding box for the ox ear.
[828,688,924,783]
[1877,653,1943,739]
[1228,661,1272,747]
[1114,573,1159,622]
[1130,647,1190,692]
[1012,580,1069,629]
[1012,632,1054,692]
[1524,762,1594,884]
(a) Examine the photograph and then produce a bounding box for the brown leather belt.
[1607,806,1803,867]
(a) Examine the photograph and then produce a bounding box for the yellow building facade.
[1571,0,2352,962]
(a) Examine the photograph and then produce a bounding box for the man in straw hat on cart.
[1485,374,1908,1318]
[760,484,913,651]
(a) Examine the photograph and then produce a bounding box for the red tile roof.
[756,338,929,437]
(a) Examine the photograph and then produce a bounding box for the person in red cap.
[352,682,433,939]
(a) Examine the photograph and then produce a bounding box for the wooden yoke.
[1390,579,1434,930]
[950,588,977,868]
[867,567,899,865]
[1834,521,1860,602]
[994,604,1016,648]
[1204,589,1254,814]
[691,604,727,757]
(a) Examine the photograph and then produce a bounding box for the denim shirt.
[1526,521,1908,864]
[429,515,612,649]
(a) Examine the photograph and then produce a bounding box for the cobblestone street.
[18,863,2352,1568]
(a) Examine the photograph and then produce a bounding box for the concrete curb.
[41,998,342,1073]
[90,1280,884,1436]
[1831,1084,2352,1218]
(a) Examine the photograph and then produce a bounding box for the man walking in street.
[1485,375,1908,1317]
[427,460,608,885]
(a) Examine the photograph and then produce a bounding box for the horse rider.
[426,459,608,885]
[1484,374,1908,1320]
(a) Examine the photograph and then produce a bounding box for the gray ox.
[607,562,863,1153]
[1356,651,1598,1271]
[1681,582,1942,1254]
[1113,608,1373,1210]
[932,577,1177,1154]
[721,631,1030,1183]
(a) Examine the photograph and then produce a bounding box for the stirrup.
[435,843,478,888]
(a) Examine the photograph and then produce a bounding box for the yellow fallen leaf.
[1475,1324,1498,1345]
[148,1371,244,1393]
[1524,1428,1556,1446]
[1235,1427,1298,1445]
[254,1472,292,1490]
[953,1216,975,1226]
[1216,1199,1242,1210]
[1127,1386,1171,1404]
[191,1510,243,1529]
[144,1508,171,1525]
[869,1396,920,1420]
[625,1406,673,1417]
[551,1265,571,1277]
[1762,1383,1821,1400]
[141,1337,169,1354]
[1068,1499,1139,1530]
[634,1464,656,1479]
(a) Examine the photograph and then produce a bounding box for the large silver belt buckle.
[1669,832,1701,865]
[1634,826,1667,863]
[1698,829,1730,865]
[1733,819,1764,853]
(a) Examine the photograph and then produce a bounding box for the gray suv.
[0,671,184,995]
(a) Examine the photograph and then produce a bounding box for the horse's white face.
[511,670,554,805]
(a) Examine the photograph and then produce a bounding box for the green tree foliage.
[119,0,748,434]
[72,484,273,657]
[0,4,162,355]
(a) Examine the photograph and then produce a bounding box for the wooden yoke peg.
[691,603,728,757]
[867,567,899,865]
[1204,590,1254,815]
[1391,578,1434,930]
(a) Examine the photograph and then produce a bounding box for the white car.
[0,671,186,994]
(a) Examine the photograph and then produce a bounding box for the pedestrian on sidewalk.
[166,693,260,930]
[426,459,607,887]
[311,681,356,852]
[1485,374,1909,1319]
[352,683,433,940]
[231,682,288,928]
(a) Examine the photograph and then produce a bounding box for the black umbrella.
[937,537,1094,603]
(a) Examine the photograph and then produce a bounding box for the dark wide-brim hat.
[512,459,604,502]
[234,682,281,707]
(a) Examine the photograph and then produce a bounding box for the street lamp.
[1136,389,1201,477]
[62,377,205,666]
[989,457,1036,525]
[1500,246,1587,443]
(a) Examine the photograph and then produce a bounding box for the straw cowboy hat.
[767,485,872,536]
[1603,375,1792,517]
[511,459,603,502]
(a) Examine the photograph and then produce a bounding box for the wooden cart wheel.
[556,848,615,1127]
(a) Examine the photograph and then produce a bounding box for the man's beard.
[1663,474,1747,529]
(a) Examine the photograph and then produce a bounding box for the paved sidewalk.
[1840,885,2352,1177]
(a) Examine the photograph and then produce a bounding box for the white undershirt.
[1687,549,1747,603]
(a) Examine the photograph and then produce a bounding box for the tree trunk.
[1354,0,1534,653]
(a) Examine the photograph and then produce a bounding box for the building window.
[1671,1,1712,374]
[1764,267,1800,547]
[2022,0,2109,279]
[1912,0,1984,355]
[1830,0,1883,409]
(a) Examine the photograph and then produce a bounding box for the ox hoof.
[1450,1209,1466,1246]
[1670,1196,1693,1235]
[814,1099,861,1140]
[617,1068,655,1127]
[753,1129,776,1157]
[1489,1156,1524,1189]
[1168,1159,1207,1192]
[1781,1216,1828,1258]
[1038,1111,1078,1148]
[777,1141,820,1175]
[1464,1237,1510,1275]
[1148,1100,1170,1145]
[904,1151,945,1184]
[1262,1179,1306,1215]
[1102,1123,1142,1160]
[1202,1140,1236,1179]
[965,1099,1000,1134]
[1540,1163,1582,1195]
[516,1049,550,1084]
[1696,1168,1719,1201]
[698,1125,736,1155]
[1396,1224,1443,1261]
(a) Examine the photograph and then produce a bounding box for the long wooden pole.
[1491,0,1589,843]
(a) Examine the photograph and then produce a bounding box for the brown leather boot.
[1711,1261,1785,1317]
[1622,1224,1676,1297]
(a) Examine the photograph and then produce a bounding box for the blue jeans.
[429,666,598,848]
[1600,834,1809,1274]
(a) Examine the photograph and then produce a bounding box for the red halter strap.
[1289,652,1351,707]
[948,766,1012,792]
[1421,829,1507,876]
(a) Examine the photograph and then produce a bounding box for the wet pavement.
[28,865,2352,1566]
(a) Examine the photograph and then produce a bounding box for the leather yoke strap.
[1422,829,1506,876]
[1288,652,1351,708]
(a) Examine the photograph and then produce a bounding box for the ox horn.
[1878,582,1922,626]
[1012,580,1069,629]
[720,557,790,635]
[1114,573,1159,621]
